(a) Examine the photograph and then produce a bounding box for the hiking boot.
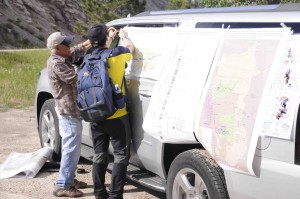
[95,196,110,199]
[53,186,83,197]
[95,191,109,199]
[72,179,87,189]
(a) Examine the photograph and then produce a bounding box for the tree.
[168,0,300,9]
[73,0,146,34]
[72,21,87,35]
[129,0,147,16]
[81,0,145,24]
[169,0,190,9]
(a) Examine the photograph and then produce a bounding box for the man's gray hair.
[50,46,57,54]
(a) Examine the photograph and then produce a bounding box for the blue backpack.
[77,48,125,122]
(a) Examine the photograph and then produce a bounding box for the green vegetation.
[0,50,50,110]
[73,0,146,34]
[82,0,145,23]
[168,0,300,9]
[73,21,88,36]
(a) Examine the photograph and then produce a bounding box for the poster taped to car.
[140,27,292,175]
[142,28,223,142]
[260,35,300,139]
[194,28,291,175]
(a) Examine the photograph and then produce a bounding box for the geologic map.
[195,29,290,174]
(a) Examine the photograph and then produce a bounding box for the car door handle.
[139,90,152,97]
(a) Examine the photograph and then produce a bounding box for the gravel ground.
[0,108,166,199]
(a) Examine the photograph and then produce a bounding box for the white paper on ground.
[0,147,52,179]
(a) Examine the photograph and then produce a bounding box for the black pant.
[91,114,131,199]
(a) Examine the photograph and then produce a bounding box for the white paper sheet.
[124,27,177,81]
[261,35,300,139]
[142,28,223,142]
[0,147,52,179]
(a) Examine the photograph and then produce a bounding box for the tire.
[167,149,230,199]
[38,99,61,161]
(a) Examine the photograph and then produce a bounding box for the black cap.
[87,23,107,48]
[60,36,74,47]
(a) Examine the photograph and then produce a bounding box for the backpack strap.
[87,48,113,70]
[120,63,129,95]
[88,48,113,61]
[100,49,113,68]
[79,92,88,109]
[119,68,131,111]
[88,48,101,60]
[79,54,89,69]
[100,49,113,59]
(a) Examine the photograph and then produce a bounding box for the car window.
[195,22,300,33]
[128,23,178,27]
[113,23,178,29]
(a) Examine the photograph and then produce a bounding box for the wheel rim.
[173,168,210,199]
[41,109,56,149]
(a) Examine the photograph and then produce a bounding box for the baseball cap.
[87,23,107,48]
[47,32,74,49]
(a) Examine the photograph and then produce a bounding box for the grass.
[0,50,50,110]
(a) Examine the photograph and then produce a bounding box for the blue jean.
[55,114,82,188]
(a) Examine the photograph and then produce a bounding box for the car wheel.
[38,99,61,161]
[167,149,229,199]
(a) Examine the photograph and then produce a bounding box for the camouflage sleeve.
[54,62,77,84]
[69,44,85,63]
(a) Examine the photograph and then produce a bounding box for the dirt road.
[0,108,166,199]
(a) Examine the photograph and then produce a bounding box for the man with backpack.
[47,32,91,197]
[81,24,135,199]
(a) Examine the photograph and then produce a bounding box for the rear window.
[113,23,178,29]
[128,23,178,27]
[195,22,300,33]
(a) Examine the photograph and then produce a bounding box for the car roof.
[136,3,300,16]
[106,3,300,28]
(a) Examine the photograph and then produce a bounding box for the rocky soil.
[0,0,88,48]
[0,0,168,49]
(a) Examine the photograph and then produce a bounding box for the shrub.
[72,21,87,35]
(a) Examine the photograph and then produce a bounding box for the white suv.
[35,4,300,199]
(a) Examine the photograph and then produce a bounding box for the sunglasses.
[60,40,71,48]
